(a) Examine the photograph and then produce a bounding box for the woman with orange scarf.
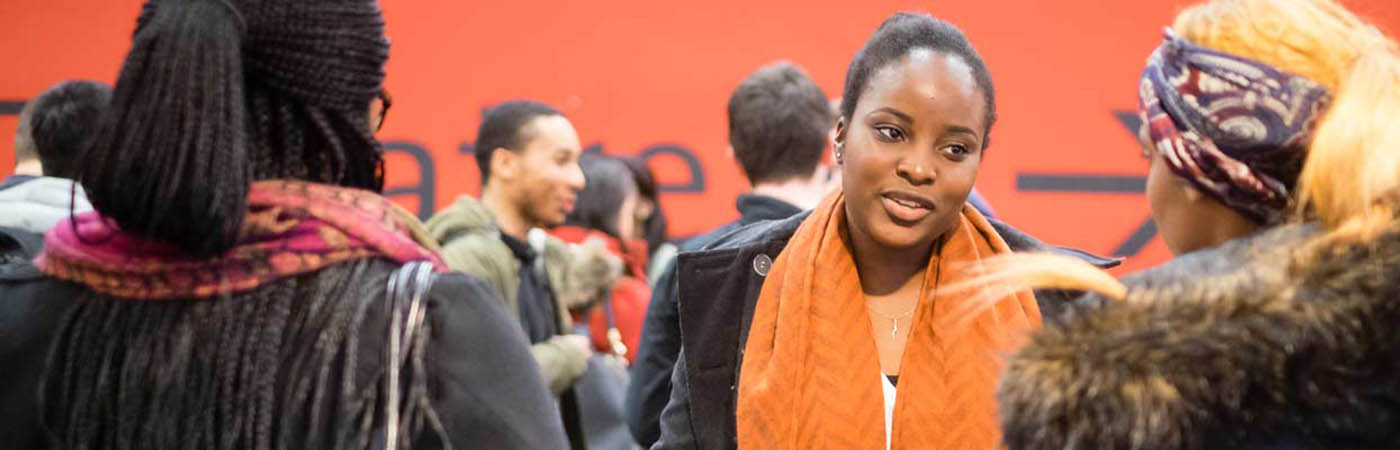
[650,12,1116,450]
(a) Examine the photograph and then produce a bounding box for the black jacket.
[626,194,802,447]
[0,226,42,265]
[651,212,1119,450]
[0,259,570,449]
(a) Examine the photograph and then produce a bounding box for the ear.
[831,117,848,165]
[725,145,736,161]
[490,147,521,182]
[832,117,848,148]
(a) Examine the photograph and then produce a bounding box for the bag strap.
[383,260,437,450]
[599,290,628,358]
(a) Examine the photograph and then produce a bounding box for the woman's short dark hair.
[472,100,563,184]
[839,12,997,146]
[565,155,638,239]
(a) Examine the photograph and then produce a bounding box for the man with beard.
[427,100,600,448]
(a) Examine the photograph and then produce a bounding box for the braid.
[244,86,383,190]
[252,282,294,450]
[77,0,250,258]
[248,88,276,180]
[274,95,307,179]
[305,108,350,185]
[40,260,441,449]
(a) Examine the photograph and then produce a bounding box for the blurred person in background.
[427,99,618,449]
[618,155,674,284]
[625,60,836,447]
[554,155,652,364]
[0,80,107,259]
[0,0,567,448]
[553,154,656,450]
[651,13,1115,449]
[967,0,1400,448]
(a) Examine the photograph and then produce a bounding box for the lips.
[560,195,577,214]
[880,191,935,223]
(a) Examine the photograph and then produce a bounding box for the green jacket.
[425,195,619,395]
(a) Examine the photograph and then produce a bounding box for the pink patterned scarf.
[35,180,447,300]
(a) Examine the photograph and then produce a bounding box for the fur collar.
[999,222,1400,449]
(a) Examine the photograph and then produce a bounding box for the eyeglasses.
[372,89,392,133]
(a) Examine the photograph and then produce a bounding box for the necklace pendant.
[891,320,898,338]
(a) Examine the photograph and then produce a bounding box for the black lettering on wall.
[382,140,437,220]
[639,145,706,193]
[0,100,24,115]
[1014,110,1157,257]
[1016,174,1146,193]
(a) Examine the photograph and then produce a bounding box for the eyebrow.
[943,125,978,137]
[870,107,980,135]
[867,107,914,123]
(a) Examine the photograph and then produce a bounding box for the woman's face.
[616,191,641,243]
[1140,124,1252,255]
[837,49,986,252]
[1144,138,1192,254]
[632,196,655,241]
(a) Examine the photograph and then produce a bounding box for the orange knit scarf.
[736,192,1040,449]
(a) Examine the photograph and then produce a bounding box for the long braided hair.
[80,0,388,256]
[39,0,443,448]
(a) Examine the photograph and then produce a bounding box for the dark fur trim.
[1000,222,1400,449]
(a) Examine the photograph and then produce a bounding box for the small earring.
[834,144,844,163]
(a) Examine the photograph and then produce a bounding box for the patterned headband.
[1138,28,1332,224]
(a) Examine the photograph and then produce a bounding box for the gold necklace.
[866,240,943,339]
[867,299,918,339]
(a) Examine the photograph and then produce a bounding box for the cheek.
[944,159,980,197]
[541,163,563,184]
[525,181,552,206]
[1145,156,1175,219]
[521,167,557,200]
[841,145,891,195]
[618,210,635,239]
[1146,155,1191,251]
[520,154,560,183]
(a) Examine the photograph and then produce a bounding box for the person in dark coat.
[650,13,1117,450]
[0,81,107,241]
[983,0,1400,448]
[0,1,567,448]
[625,61,836,448]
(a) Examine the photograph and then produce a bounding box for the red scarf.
[550,225,649,279]
[35,180,446,300]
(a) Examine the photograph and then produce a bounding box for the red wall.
[3,1,1397,272]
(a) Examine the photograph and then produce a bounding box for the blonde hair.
[953,0,1400,305]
